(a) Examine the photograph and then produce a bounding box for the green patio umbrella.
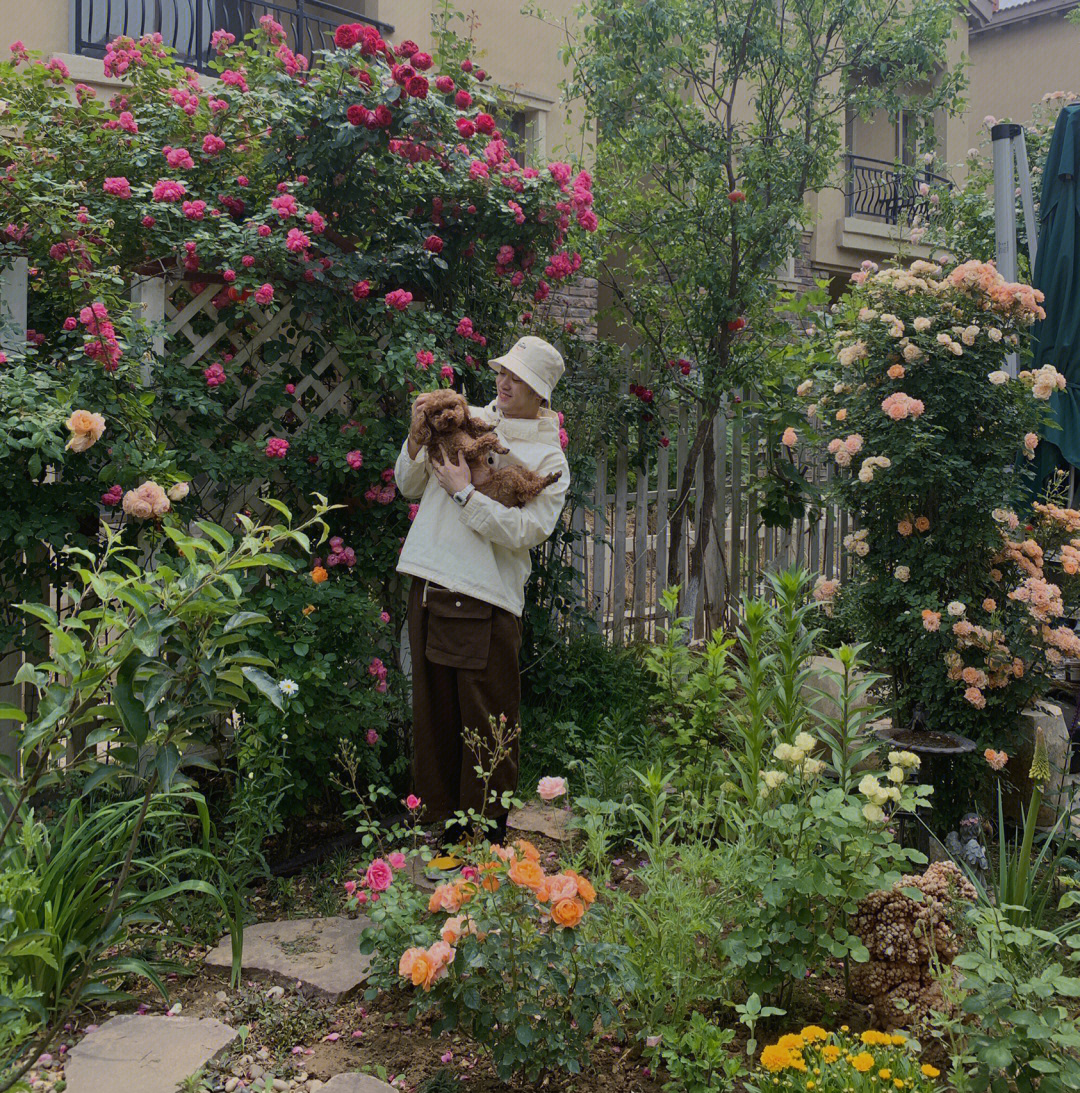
[1031,103,1080,492]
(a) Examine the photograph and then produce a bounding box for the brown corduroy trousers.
[407,577,522,822]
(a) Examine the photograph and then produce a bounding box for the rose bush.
[0,21,601,807]
[801,259,1068,743]
[355,838,630,1083]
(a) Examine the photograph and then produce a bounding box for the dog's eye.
[486,453,497,466]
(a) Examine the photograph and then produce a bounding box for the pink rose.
[537,776,567,801]
[385,289,413,310]
[254,283,274,305]
[265,437,289,458]
[406,794,421,810]
[344,880,357,895]
[103,177,131,199]
[364,858,393,892]
[366,729,379,746]
[388,851,407,870]
[346,450,363,469]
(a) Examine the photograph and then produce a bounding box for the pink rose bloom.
[346,450,363,469]
[285,382,295,394]
[265,436,289,458]
[254,283,274,305]
[559,428,569,450]
[257,224,272,238]
[440,364,454,381]
[385,289,413,310]
[152,179,186,202]
[366,729,379,746]
[380,611,391,623]
[165,147,195,170]
[1024,432,1039,451]
[388,851,407,870]
[408,503,419,521]
[364,858,393,892]
[375,680,388,693]
[343,880,357,895]
[103,177,131,199]
[202,134,226,155]
[415,349,434,369]
[182,200,207,220]
[204,362,226,386]
[537,776,568,801]
[286,227,311,252]
[406,794,421,810]
[271,193,298,218]
[101,483,123,507]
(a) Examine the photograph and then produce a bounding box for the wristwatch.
[453,483,476,507]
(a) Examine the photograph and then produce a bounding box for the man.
[394,335,570,848]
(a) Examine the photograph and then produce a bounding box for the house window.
[506,109,541,167]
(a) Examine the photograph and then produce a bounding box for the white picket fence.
[565,396,852,644]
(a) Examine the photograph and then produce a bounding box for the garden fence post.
[131,275,167,384]
[0,259,29,774]
[611,372,629,645]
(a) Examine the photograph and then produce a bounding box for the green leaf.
[241,666,284,711]
[0,704,27,723]
[113,654,151,745]
[223,611,269,633]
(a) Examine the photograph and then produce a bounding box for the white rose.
[887,765,905,783]
[167,482,190,501]
[794,731,816,752]
[947,601,966,617]
[862,803,886,823]
[895,566,910,582]
[988,371,1009,385]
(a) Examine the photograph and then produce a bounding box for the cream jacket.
[394,401,570,617]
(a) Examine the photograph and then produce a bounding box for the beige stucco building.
[2,0,1078,293]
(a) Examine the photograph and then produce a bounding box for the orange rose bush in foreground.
[353,838,630,1083]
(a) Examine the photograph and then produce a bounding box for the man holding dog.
[394,336,570,849]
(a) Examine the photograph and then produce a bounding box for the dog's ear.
[413,417,432,445]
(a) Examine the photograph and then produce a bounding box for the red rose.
[412,52,432,70]
[424,235,444,253]
[456,118,475,138]
[727,316,747,332]
[357,70,372,88]
[374,104,393,128]
[475,113,496,134]
[334,23,360,48]
[455,89,472,109]
[476,69,487,81]
[435,75,454,93]
[395,39,418,57]
[659,436,670,448]
[346,104,369,126]
[460,59,473,72]
[406,75,429,99]
[728,189,746,203]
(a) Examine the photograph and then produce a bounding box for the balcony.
[843,153,951,227]
[73,0,393,74]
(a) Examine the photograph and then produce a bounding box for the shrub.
[356,839,629,1083]
[805,259,1066,742]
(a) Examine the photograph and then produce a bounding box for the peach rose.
[513,839,540,862]
[122,480,170,520]
[399,947,435,989]
[441,915,476,945]
[781,427,798,448]
[536,776,567,801]
[565,869,596,906]
[551,897,585,928]
[922,610,941,632]
[538,873,579,904]
[508,858,545,891]
[428,883,463,914]
[898,519,913,537]
[65,409,106,452]
[887,363,906,379]
[915,516,930,533]
[167,481,190,501]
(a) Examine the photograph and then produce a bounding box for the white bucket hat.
[488,336,565,403]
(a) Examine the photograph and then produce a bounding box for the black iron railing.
[844,153,951,227]
[73,0,393,74]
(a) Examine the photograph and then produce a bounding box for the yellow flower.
[921,1064,941,1078]
[890,1034,907,1045]
[851,1052,875,1073]
[879,1068,892,1080]
[801,1026,829,1043]
[823,1045,841,1063]
[894,1081,905,1089]
[760,1045,795,1073]
[778,1034,805,1051]
[807,1083,816,1090]
[861,1030,892,1046]
[840,1025,850,1032]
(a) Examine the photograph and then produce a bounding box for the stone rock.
[65,1015,236,1093]
[1005,703,1072,827]
[322,1075,397,1093]
[205,916,374,998]
[508,800,572,842]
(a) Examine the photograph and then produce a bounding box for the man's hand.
[407,392,435,459]
[432,448,472,497]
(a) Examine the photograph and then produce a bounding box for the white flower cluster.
[844,528,870,557]
[759,732,827,797]
[858,455,891,484]
[859,751,919,822]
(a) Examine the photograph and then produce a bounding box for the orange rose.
[428,883,462,914]
[514,838,540,862]
[311,566,328,584]
[566,869,596,906]
[453,878,477,905]
[302,604,315,616]
[508,858,545,890]
[551,897,585,928]
[399,947,434,988]
[541,873,579,903]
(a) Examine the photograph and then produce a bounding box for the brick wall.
[538,275,599,340]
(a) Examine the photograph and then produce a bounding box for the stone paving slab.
[65,1015,236,1093]
[323,1075,396,1093]
[205,916,373,998]
[508,800,572,841]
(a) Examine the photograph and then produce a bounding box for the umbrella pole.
[992,122,1038,377]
